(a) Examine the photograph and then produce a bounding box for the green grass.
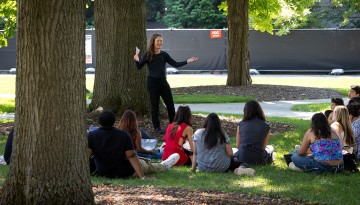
[0,113,359,204]
[333,88,349,97]
[86,115,360,205]
[173,94,254,103]
[0,99,15,113]
[291,103,329,112]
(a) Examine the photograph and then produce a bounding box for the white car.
[9,68,16,74]
[85,67,95,74]
[166,67,179,74]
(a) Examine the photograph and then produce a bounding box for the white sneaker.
[289,162,302,172]
[161,153,180,170]
[272,152,277,161]
[234,167,255,176]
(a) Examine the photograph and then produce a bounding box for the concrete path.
[1,95,349,121]
[176,98,349,120]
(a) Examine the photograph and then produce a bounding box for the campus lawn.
[291,102,329,112]
[2,115,358,205]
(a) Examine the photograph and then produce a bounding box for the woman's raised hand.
[134,54,139,62]
[187,57,198,63]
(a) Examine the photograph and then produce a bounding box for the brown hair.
[146,33,162,62]
[170,105,192,140]
[243,100,266,121]
[117,110,140,140]
[350,85,360,95]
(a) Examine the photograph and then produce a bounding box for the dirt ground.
[1,84,340,204]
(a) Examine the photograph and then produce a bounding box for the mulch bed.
[93,185,315,205]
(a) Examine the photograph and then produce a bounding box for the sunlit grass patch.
[291,103,329,112]
[0,99,15,113]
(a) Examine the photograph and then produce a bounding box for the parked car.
[9,68,16,74]
[166,67,179,74]
[86,67,95,74]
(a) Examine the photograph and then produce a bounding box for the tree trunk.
[90,0,149,116]
[226,0,252,86]
[0,0,94,204]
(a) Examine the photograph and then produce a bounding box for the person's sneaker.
[234,167,256,176]
[161,153,180,169]
[155,127,165,134]
[289,162,302,172]
[272,152,277,161]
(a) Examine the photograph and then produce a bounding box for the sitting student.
[331,106,356,154]
[327,98,345,124]
[117,110,162,159]
[162,105,194,166]
[290,113,343,174]
[4,127,14,164]
[235,100,274,165]
[348,85,360,99]
[324,110,333,124]
[192,113,255,176]
[88,111,179,179]
[347,102,360,160]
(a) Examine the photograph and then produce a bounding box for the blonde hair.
[333,106,354,145]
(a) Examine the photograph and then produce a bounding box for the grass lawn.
[1,115,358,205]
[0,99,15,113]
[291,103,329,112]
[1,75,359,204]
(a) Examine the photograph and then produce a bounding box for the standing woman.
[331,106,356,154]
[134,34,198,134]
[235,100,274,165]
[162,105,194,166]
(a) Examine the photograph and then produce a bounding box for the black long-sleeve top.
[135,51,187,79]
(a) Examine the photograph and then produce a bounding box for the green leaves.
[161,0,227,29]
[0,0,17,47]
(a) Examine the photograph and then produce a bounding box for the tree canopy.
[0,0,16,47]
[159,0,227,29]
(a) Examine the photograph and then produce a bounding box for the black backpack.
[343,153,359,173]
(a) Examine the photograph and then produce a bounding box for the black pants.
[147,76,175,129]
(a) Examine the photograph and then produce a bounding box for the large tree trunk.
[226,0,252,86]
[0,0,94,204]
[90,0,149,115]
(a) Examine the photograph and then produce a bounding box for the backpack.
[343,153,359,173]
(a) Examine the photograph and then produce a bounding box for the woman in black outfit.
[134,34,198,134]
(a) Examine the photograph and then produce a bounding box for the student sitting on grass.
[88,110,179,179]
[117,110,162,159]
[326,98,344,124]
[347,102,360,160]
[348,85,360,99]
[162,105,194,166]
[235,100,275,165]
[331,106,356,154]
[192,113,255,176]
[289,113,344,174]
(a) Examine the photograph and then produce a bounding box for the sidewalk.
[176,98,349,120]
[0,97,349,121]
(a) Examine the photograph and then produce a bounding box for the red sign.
[210,30,222,39]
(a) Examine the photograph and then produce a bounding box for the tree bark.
[226,0,252,86]
[0,0,94,204]
[90,0,149,115]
